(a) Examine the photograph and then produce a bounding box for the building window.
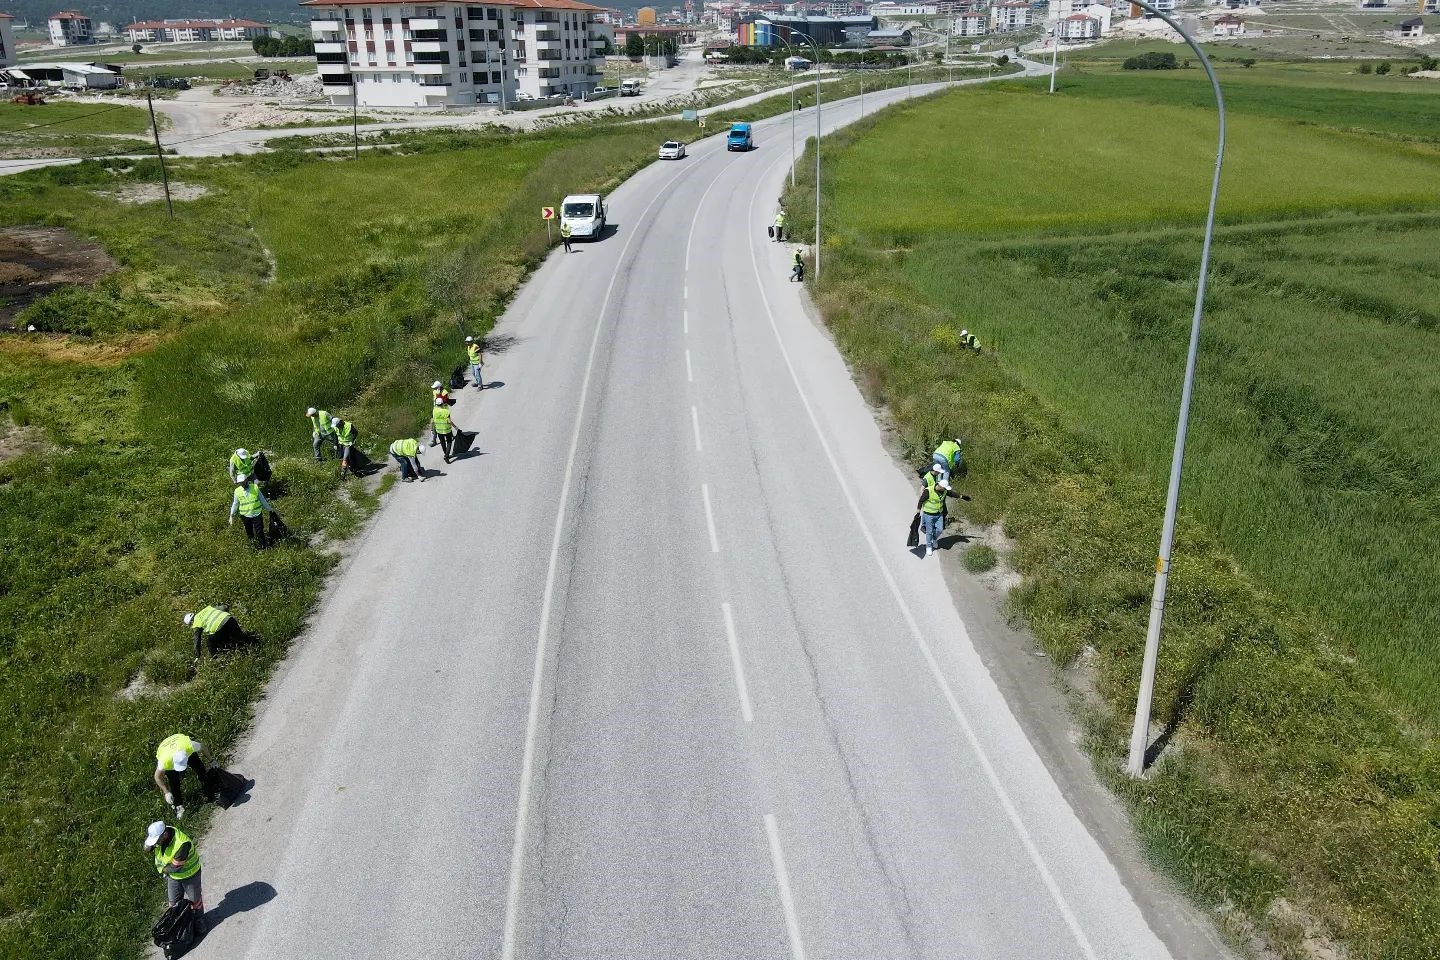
[460,72,467,81]
[491,70,500,83]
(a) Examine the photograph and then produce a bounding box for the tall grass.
[0,122,696,960]
[786,79,1440,959]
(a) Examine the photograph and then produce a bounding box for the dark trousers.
[164,757,212,807]
[241,513,268,549]
[194,619,245,659]
[391,452,420,479]
[562,235,572,252]
[436,432,455,461]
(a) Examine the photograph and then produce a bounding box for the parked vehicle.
[620,78,642,96]
[560,193,607,240]
[726,122,753,152]
[658,140,686,160]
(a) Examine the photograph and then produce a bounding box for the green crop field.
[0,119,701,960]
[785,69,1440,959]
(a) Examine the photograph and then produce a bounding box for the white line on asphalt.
[744,155,1101,960]
[721,602,754,723]
[686,348,694,383]
[684,152,736,276]
[701,482,720,553]
[684,307,689,334]
[691,405,703,452]
[764,814,809,960]
[501,162,696,960]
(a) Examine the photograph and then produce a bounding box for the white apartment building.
[1049,0,1110,32]
[950,11,987,34]
[869,1,938,14]
[306,1,606,109]
[0,13,16,67]
[1059,12,1100,38]
[991,1,1031,30]
[125,19,272,43]
[47,10,93,45]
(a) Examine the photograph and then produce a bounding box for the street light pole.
[781,28,822,280]
[775,34,798,188]
[1049,33,1059,93]
[1124,0,1227,778]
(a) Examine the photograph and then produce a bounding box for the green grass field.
[0,101,156,159]
[0,119,703,960]
[785,70,1440,959]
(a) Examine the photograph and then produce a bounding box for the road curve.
[185,66,1172,960]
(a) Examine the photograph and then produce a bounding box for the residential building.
[869,1,937,14]
[0,12,16,68]
[1049,0,1110,31]
[306,1,607,109]
[1392,15,1423,37]
[47,10,93,45]
[125,19,272,43]
[1211,12,1244,35]
[1059,11,1099,37]
[991,0,1032,29]
[951,10,987,33]
[1425,0,1439,13]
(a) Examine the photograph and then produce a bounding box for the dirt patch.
[0,330,164,366]
[0,226,119,329]
[0,418,48,466]
[97,182,209,206]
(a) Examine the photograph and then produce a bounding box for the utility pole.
[1050,34,1059,93]
[351,87,359,159]
[145,90,173,220]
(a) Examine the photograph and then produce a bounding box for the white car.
[658,140,686,160]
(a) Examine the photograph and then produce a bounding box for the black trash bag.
[252,450,272,482]
[906,512,921,548]
[152,899,196,959]
[204,767,247,809]
[767,225,775,239]
[268,513,290,542]
[451,430,478,458]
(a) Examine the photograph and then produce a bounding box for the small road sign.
[697,118,707,128]
[541,206,556,220]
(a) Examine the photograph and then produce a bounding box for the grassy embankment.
[0,100,155,159]
[0,118,700,960]
[783,65,1440,959]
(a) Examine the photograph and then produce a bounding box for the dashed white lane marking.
[721,603,754,723]
[764,814,809,960]
[701,482,720,553]
[691,405,703,452]
[685,348,694,383]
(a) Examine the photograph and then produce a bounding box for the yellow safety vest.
[234,482,263,518]
[921,473,946,514]
[335,420,355,445]
[154,828,202,881]
[310,410,333,437]
[390,438,420,458]
[193,606,231,636]
[229,451,253,476]
[155,734,195,771]
[432,405,453,435]
[467,343,482,364]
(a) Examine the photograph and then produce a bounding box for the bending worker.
[144,821,206,934]
[917,464,959,557]
[790,248,804,282]
[228,474,277,549]
[932,437,963,485]
[152,733,211,818]
[466,336,484,391]
[306,407,337,461]
[331,416,357,477]
[432,397,459,464]
[390,436,426,482]
[184,605,242,659]
[228,447,254,482]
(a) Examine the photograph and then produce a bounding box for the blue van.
[726,122,754,152]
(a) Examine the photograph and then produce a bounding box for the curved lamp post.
[779,26,822,280]
[774,32,799,189]
[1123,0,1227,778]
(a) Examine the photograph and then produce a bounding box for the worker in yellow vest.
[916,463,958,557]
[931,438,963,484]
[151,733,211,818]
[306,406,338,461]
[773,209,786,242]
[432,397,460,463]
[561,221,573,253]
[183,604,243,659]
[228,474,277,549]
[465,336,485,391]
[144,821,206,932]
[331,416,357,477]
[389,436,426,482]
[429,382,452,445]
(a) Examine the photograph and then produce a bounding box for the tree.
[932,51,942,63]
[1122,51,1177,70]
[252,35,282,57]
[624,33,644,58]
[131,42,142,54]
[996,53,1009,65]
[1376,60,1391,75]
[1358,61,1372,74]
[1421,55,1437,71]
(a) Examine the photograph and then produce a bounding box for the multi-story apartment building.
[990,0,1031,30]
[0,12,16,67]
[125,19,272,43]
[47,10,93,45]
[306,1,606,109]
[950,10,986,34]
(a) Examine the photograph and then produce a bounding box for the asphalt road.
[187,66,1177,960]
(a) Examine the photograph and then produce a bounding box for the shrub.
[1359,62,1373,74]
[1377,61,1392,75]
[963,544,998,573]
[1123,52,1178,71]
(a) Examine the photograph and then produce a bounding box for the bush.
[1359,62,1373,74]
[1122,52,1178,71]
[963,544,998,573]
[1377,61,1391,75]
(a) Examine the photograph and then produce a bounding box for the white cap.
[434,397,445,406]
[144,821,166,849]
[331,416,341,427]
[172,750,190,772]
[465,336,474,343]
[236,473,248,484]
[931,464,944,474]
[431,381,443,390]
[235,447,248,458]
[959,329,968,337]
[954,438,962,445]
[183,613,194,627]
[306,407,317,416]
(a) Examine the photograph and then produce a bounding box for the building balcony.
[408,17,443,30]
[535,30,559,41]
[317,61,352,74]
[314,40,346,53]
[410,39,447,52]
[413,61,450,74]
[310,18,342,31]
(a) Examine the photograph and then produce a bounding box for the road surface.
[186,68,1187,960]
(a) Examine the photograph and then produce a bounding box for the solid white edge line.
[742,107,1102,960]
[764,814,809,960]
[685,348,694,383]
[499,161,698,960]
[721,602,755,723]
[691,405,703,452]
[701,482,720,553]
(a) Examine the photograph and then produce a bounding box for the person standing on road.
[390,437,426,482]
[466,336,484,391]
[144,821,207,934]
[429,382,452,445]
[331,416,357,477]
[431,397,459,463]
[306,407,338,461]
[228,474,276,549]
[790,248,805,282]
[561,222,573,253]
[932,438,963,485]
[152,733,211,818]
[916,464,957,557]
[183,605,243,660]
[773,210,786,242]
